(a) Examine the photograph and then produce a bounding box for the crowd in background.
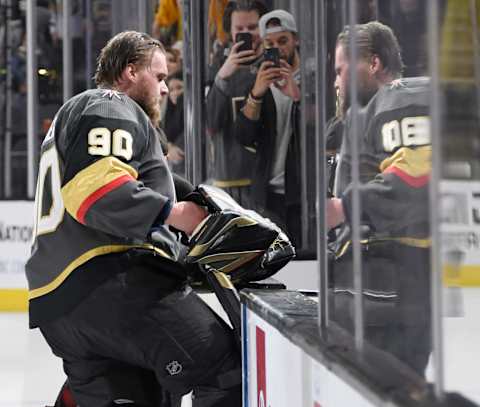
[0,0,429,207]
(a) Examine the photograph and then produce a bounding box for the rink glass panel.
[437,0,480,402]
[319,0,436,393]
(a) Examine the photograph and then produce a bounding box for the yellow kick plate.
[0,289,28,311]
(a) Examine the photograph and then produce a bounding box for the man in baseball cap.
[259,9,298,38]
[234,9,303,246]
[259,9,299,68]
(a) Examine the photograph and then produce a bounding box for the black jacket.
[205,65,258,184]
[233,89,301,211]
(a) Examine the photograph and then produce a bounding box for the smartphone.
[235,32,253,52]
[263,47,280,67]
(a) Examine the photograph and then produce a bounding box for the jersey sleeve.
[338,81,431,237]
[60,111,173,240]
[341,145,431,236]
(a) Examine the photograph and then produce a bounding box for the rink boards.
[242,303,376,407]
[0,200,32,311]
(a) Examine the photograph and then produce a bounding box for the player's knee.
[212,352,242,390]
[192,355,242,407]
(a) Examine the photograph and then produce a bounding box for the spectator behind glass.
[208,0,230,52]
[328,22,432,376]
[162,70,185,177]
[152,0,182,47]
[158,45,183,134]
[205,0,268,207]
[233,9,302,246]
[208,0,267,81]
[207,0,274,55]
[165,46,182,76]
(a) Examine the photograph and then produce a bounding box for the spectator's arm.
[205,74,232,131]
[206,42,257,131]
[240,60,282,123]
[275,60,301,101]
[242,92,263,122]
[234,102,264,148]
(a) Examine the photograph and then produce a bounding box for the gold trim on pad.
[213,271,235,289]
[188,217,258,257]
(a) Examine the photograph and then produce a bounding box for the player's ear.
[370,54,383,75]
[120,63,138,83]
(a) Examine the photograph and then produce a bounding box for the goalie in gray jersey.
[27,31,242,406]
[327,22,431,376]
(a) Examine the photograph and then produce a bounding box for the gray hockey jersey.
[26,89,178,320]
[335,77,431,238]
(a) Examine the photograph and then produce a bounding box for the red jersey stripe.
[76,174,134,224]
[383,166,430,188]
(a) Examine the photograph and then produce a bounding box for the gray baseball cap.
[259,10,297,39]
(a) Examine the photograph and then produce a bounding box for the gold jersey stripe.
[379,145,431,177]
[212,179,252,188]
[28,244,171,299]
[61,156,138,220]
[336,237,431,258]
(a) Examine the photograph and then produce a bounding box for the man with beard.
[26,31,242,406]
[234,9,302,246]
[327,22,432,376]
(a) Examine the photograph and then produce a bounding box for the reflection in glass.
[327,3,432,378]
[438,0,480,402]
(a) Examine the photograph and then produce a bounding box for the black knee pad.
[209,351,242,390]
[62,363,176,407]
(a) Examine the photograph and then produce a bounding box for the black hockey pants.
[40,257,241,407]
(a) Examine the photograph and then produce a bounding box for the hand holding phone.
[263,47,280,67]
[218,33,255,78]
[235,32,253,52]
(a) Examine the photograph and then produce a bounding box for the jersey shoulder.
[54,89,152,157]
[368,78,431,153]
[373,77,430,110]
[57,89,149,128]
[82,89,147,125]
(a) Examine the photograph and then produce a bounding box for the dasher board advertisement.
[243,306,305,407]
[0,201,33,289]
[243,305,376,407]
[440,180,480,286]
[311,360,374,407]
